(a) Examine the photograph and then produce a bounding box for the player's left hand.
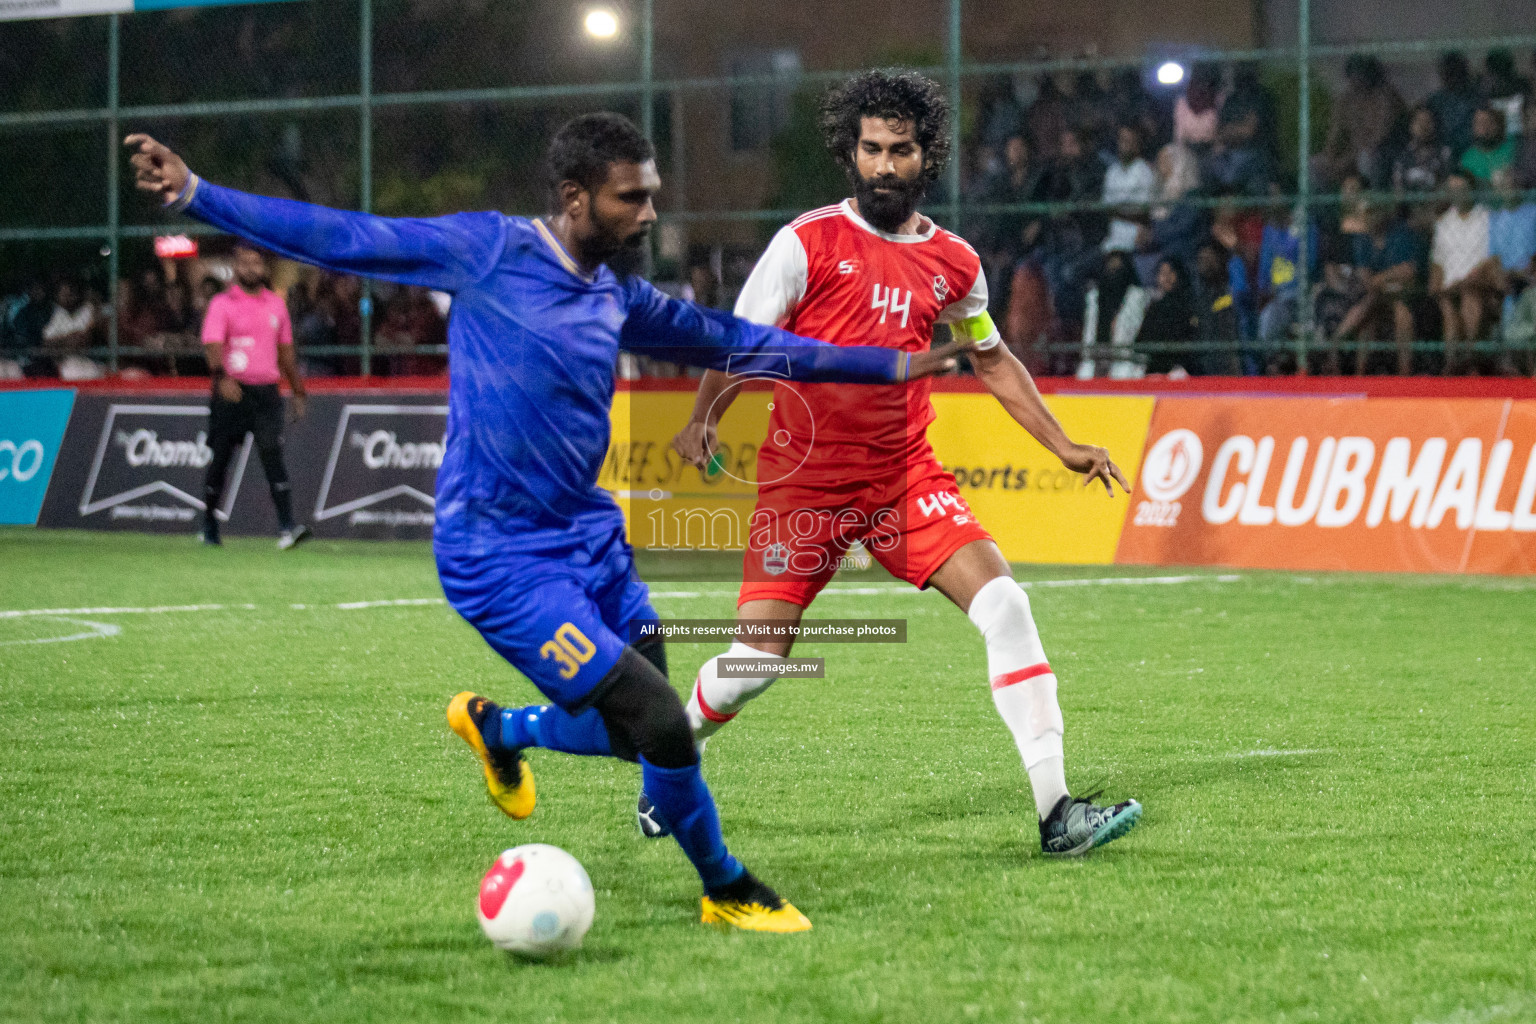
[289,393,308,423]
[905,338,972,380]
[1059,443,1130,496]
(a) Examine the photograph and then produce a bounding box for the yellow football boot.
[447,691,536,819]
[700,871,812,933]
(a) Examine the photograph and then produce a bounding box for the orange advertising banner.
[1116,398,1536,574]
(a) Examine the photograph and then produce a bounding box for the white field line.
[0,617,121,647]
[0,573,1247,621]
[1229,748,1328,758]
[651,574,1244,599]
[0,603,244,619]
[1415,997,1536,1024]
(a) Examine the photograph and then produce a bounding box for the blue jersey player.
[126,115,962,933]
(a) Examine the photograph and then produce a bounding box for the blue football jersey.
[173,177,909,552]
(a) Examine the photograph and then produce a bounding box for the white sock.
[685,642,784,744]
[966,576,1071,820]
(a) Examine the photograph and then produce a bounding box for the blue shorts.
[436,525,655,712]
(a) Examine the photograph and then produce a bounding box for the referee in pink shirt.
[200,242,310,549]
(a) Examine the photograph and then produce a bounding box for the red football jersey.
[734,200,997,479]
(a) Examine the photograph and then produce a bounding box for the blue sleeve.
[173,175,506,292]
[618,279,906,384]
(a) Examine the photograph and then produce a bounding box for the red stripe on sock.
[990,662,1053,691]
[695,678,737,723]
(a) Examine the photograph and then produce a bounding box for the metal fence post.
[359,0,374,376]
[1294,0,1312,374]
[640,0,654,141]
[640,0,654,278]
[946,0,962,231]
[107,12,121,374]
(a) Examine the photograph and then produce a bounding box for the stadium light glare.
[584,8,619,39]
[1156,61,1186,87]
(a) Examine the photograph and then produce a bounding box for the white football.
[476,844,594,958]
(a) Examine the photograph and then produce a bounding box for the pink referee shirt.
[201,286,291,385]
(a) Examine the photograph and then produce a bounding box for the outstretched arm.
[126,134,505,292]
[620,279,963,384]
[673,222,805,466]
[971,342,1129,496]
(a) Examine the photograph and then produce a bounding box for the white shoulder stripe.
[789,204,842,228]
[944,232,980,256]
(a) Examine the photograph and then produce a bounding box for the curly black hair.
[819,69,952,185]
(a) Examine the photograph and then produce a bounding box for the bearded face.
[848,114,930,233]
[852,167,926,233]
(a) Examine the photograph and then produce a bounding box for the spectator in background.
[1078,248,1146,378]
[1206,63,1276,195]
[115,276,159,352]
[291,274,342,376]
[1193,239,1242,375]
[1103,68,1164,157]
[1071,69,1113,157]
[41,279,102,380]
[1392,106,1454,195]
[687,264,720,309]
[1320,55,1405,188]
[153,281,195,343]
[1036,126,1104,342]
[1025,73,1070,164]
[975,134,1046,298]
[1516,103,1536,188]
[976,77,1024,150]
[1427,52,1481,158]
[1332,205,1420,375]
[1311,237,1362,364]
[1336,173,1370,239]
[1460,108,1517,185]
[1137,257,1197,373]
[1208,195,1263,344]
[1488,167,1536,373]
[331,274,363,374]
[1174,63,1221,151]
[1256,192,1319,365]
[192,274,222,324]
[1141,143,1205,286]
[1102,125,1156,254]
[1,284,29,378]
[1043,127,1103,207]
[1431,171,1499,373]
[2,281,50,377]
[1482,49,1530,140]
[374,285,447,376]
[147,280,201,375]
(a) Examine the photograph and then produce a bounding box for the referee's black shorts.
[209,382,284,452]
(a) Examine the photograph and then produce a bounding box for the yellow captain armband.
[954,312,1001,350]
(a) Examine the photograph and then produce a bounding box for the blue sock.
[641,757,745,892]
[492,704,612,757]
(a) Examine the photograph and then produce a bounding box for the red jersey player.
[638,71,1142,857]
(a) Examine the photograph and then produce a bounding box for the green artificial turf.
[2,529,1533,1024]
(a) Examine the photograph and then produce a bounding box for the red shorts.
[739,457,994,608]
